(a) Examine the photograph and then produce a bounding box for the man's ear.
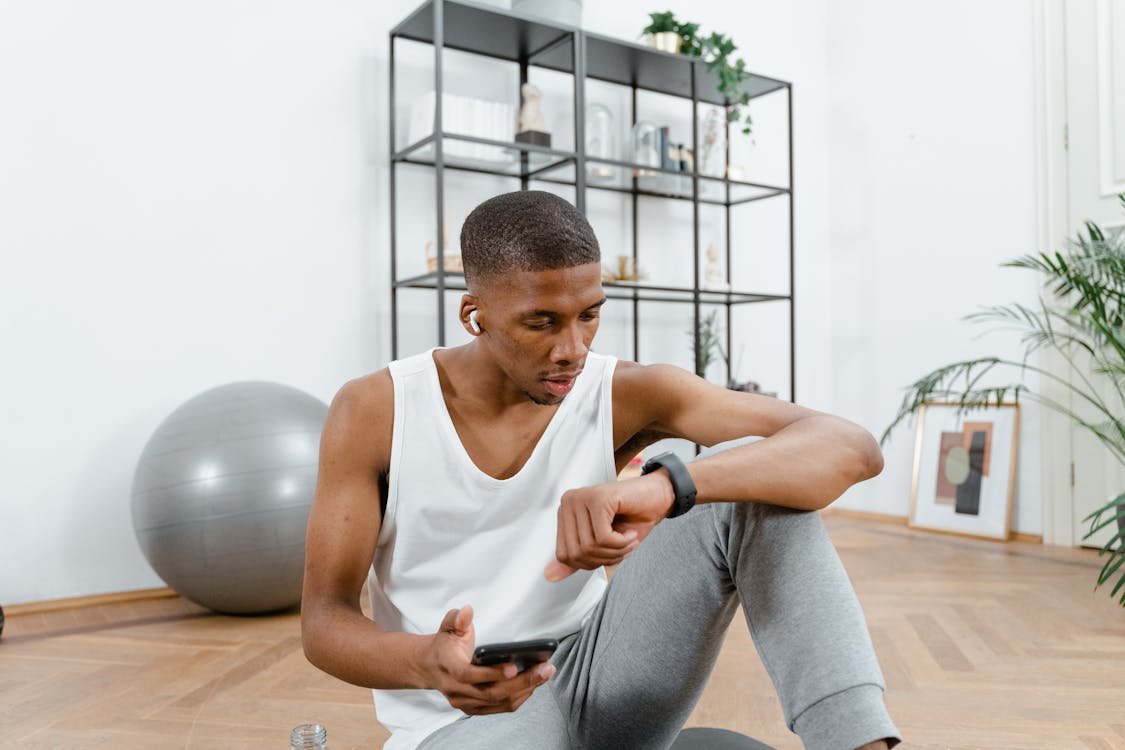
[459,295,483,337]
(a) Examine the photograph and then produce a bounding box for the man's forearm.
[686,415,883,512]
[302,600,433,690]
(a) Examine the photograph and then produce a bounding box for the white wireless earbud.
[469,310,482,334]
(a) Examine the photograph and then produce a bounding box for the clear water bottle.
[290,723,328,750]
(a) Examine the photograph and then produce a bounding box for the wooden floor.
[3,514,1124,749]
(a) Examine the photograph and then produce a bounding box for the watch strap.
[640,451,698,518]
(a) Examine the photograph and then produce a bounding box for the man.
[301,190,901,750]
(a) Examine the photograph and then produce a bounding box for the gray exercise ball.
[131,381,328,615]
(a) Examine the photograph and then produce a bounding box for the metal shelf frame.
[389,0,796,402]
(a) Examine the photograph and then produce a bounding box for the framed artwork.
[909,402,1020,541]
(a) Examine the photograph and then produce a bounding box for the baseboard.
[823,507,1044,544]
[5,587,177,616]
[821,507,909,526]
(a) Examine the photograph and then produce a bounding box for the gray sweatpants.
[418,501,902,750]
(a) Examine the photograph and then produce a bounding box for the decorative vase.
[631,121,662,173]
[647,32,681,53]
[698,107,726,177]
[585,103,616,182]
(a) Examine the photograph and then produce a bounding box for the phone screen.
[472,638,558,672]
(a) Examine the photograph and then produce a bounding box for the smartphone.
[471,638,558,673]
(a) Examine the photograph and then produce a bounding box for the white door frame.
[1033,0,1076,546]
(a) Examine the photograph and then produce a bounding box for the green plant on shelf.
[689,310,768,395]
[692,309,725,378]
[881,194,1125,607]
[640,10,679,35]
[641,11,754,135]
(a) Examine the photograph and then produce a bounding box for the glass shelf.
[394,133,575,178]
[395,138,790,206]
[581,31,788,105]
[394,271,790,306]
[392,0,789,106]
[394,0,577,68]
[581,158,788,205]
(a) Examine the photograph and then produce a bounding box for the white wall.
[0,0,390,604]
[825,0,1044,534]
[0,0,1047,605]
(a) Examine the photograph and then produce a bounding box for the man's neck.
[433,344,550,419]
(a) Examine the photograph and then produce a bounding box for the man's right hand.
[425,605,556,716]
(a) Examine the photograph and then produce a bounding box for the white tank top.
[368,348,618,749]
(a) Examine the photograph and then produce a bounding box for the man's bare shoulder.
[322,368,394,474]
[333,368,393,413]
[609,360,697,433]
[611,360,696,404]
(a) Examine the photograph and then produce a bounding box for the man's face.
[475,261,605,406]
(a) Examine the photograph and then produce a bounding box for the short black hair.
[460,190,600,289]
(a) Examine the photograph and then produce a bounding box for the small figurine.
[515,83,551,147]
[703,243,729,290]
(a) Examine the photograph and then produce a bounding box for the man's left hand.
[544,471,676,582]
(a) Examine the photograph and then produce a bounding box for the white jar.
[510,0,582,27]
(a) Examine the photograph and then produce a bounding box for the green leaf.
[642,10,678,35]
[1094,545,1125,593]
[1085,491,1125,518]
[651,19,756,136]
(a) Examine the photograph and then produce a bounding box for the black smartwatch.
[641,452,698,518]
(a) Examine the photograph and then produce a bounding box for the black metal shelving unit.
[389,0,795,402]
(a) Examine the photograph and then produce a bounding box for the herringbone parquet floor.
[2,513,1123,749]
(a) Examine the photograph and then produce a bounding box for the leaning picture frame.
[908,402,1020,541]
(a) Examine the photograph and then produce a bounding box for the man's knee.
[716,500,813,539]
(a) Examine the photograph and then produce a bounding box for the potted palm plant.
[881,195,1125,606]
